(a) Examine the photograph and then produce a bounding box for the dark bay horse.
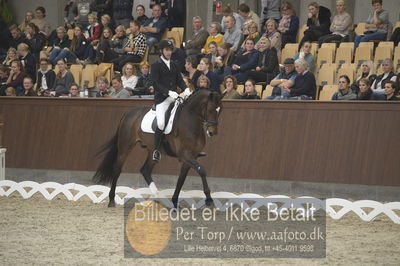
[93,90,223,208]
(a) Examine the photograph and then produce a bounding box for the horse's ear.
[208,91,221,101]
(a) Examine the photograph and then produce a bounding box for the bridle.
[202,102,219,129]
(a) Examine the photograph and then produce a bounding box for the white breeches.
[155,96,175,130]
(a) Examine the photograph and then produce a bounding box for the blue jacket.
[232,49,259,72]
[205,71,220,94]
[142,16,168,41]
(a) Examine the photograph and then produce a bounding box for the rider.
[151,39,191,162]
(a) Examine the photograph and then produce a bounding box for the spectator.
[260,19,281,58]
[31,6,51,36]
[83,13,101,44]
[47,27,71,61]
[204,41,218,65]
[95,76,110,97]
[241,79,260,99]
[100,14,114,35]
[318,0,352,46]
[19,11,34,33]
[101,25,127,62]
[53,59,75,96]
[184,56,201,87]
[17,43,36,82]
[121,62,138,92]
[270,58,315,100]
[36,58,56,95]
[111,20,147,71]
[351,61,377,93]
[202,22,224,55]
[94,27,113,63]
[21,76,37,96]
[371,59,397,94]
[5,87,16,96]
[355,0,389,48]
[196,75,211,91]
[141,4,168,51]
[2,48,18,67]
[265,58,297,99]
[293,41,316,73]
[92,0,112,21]
[357,78,380,100]
[112,0,133,28]
[72,0,94,29]
[238,3,261,38]
[109,75,131,98]
[133,61,154,96]
[383,81,399,101]
[198,57,220,93]
[221,5,243,33]
[64,0,76,29]
[8,25,27,50]
[278,1,299,48]
[0,65,10,83]
[332,75,357,100]
[24,23,46,62]
[300,2,331,45]
[213,42,234,80]
[135,5,148,25]
[53,25,87,65]
[166,0,185,28]
[150,0,168,15]
[170,38,186,73]
[5,60,27,95]
[224,38,259,83]
[241,22,261,50]
[185,16,209,56]
[69,83,81,97]
[222,75,241,99]
[260,0,281,25]
[246,37,279,84]
[223,15,243,52]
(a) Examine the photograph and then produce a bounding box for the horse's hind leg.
[108,152,130,207]
[172,163,190,208]
[140,154,158,197]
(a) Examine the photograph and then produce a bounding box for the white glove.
[168,90,179,99]
[182,88,192,98]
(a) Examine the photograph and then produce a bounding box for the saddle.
[140,100,181,134]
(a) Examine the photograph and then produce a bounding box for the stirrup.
[152,149,161,162]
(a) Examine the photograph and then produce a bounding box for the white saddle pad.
[140,100,180,134]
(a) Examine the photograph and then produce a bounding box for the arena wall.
[1,98,399,187]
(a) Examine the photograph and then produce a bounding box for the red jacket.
[86,23,101,42]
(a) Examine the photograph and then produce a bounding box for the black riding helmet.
[158,39,174,52]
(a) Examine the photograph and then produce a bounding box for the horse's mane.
[182,89,211,108]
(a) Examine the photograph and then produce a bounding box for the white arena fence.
[0,180,399,224]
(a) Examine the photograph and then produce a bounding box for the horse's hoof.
[108,201,116,208]
[205,198,214,207]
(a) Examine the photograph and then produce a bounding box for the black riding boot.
[152,128,163,162]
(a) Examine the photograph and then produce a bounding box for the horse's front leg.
[172,162,190,208]
[181,156,213,207]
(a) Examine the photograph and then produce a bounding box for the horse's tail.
[92,133,119,185]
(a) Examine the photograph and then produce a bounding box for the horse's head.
[203,91,223,137]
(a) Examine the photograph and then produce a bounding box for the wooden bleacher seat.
[339,42,355,58]
[171,27,184,48]
[284,43,299,50]
[255,85,263,97]
[354,46,372,66]
[393,21,400,32]
[316,47,334,67]
[296,24,308,43]
[354,23,366,36]
[237,85,244,95]
[393,46,400,69]
[374,46,392,65]
[335,47,353,66]
[280,47,297,64]
[310,42,318,57]
[317,65,336,87]
[338,67,355,83]
[70,64,83,85]
[359,42,374,53]
[80,64,98,88]
[321,43,337,53]
[262,85,273,98]
[319,85,338,100]
[377,41,394,53]
[166,30,182,49]
[67,29,74,40]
